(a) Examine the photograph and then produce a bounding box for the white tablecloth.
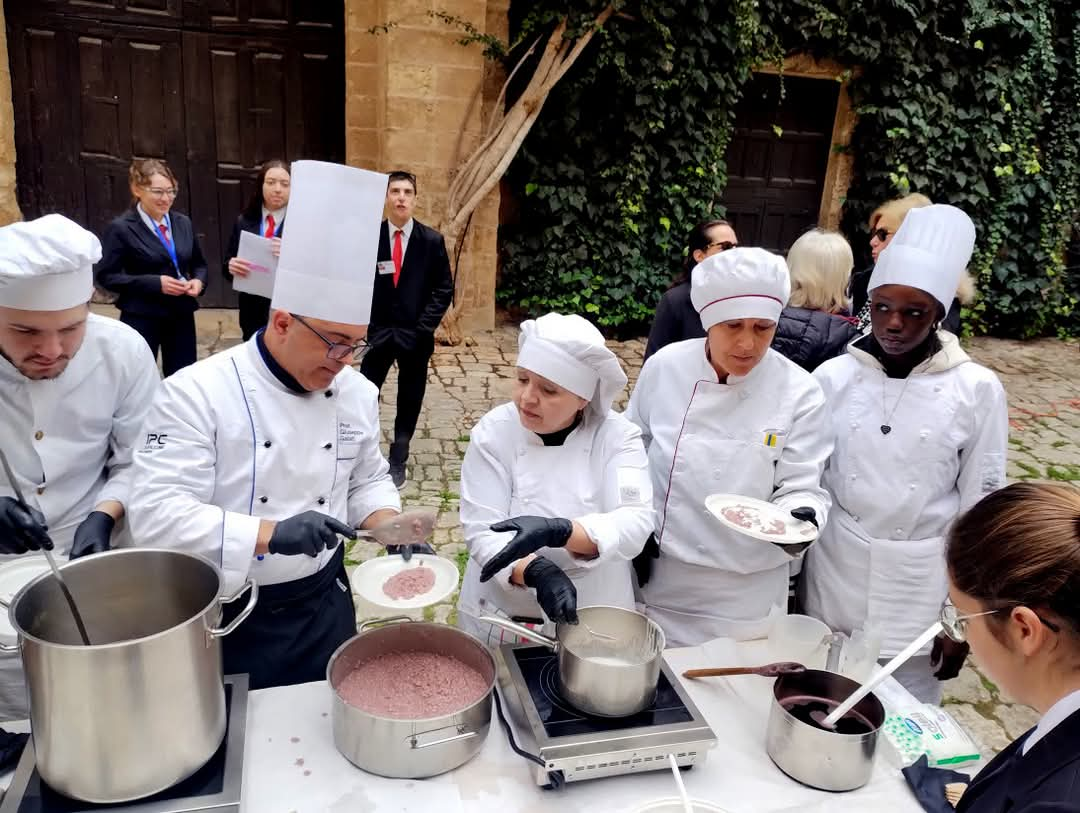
[238,638,930,813]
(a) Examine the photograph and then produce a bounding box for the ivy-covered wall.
[498,0,1080,338]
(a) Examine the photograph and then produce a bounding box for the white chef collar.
[0,214,100,311]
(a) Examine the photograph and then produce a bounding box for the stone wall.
[345,0,505,334]
[0,2,21,226]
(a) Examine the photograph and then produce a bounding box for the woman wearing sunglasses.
[95,159,208,376]
[943,482,1080,812]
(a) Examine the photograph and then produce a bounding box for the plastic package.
[882,704,982,768]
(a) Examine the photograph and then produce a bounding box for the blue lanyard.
[152,216,181,277]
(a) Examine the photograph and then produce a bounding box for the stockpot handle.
[409,727,479,750]
[358,615,414,632]
[478,616,558,650]
[0,598,16,652]
[207,579,259,640]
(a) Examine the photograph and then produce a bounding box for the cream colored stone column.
[0,3,22,225]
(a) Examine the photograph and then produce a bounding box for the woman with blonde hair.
[850,192,975,333]
[945,482,1080,811]
[771,228,859,372]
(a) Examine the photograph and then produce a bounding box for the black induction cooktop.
[511,645,693,738]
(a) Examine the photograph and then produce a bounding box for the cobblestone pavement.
[184,308,1077,757]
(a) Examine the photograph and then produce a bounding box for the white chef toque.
[691,247,791,330]
[869,204,976,312]
[270,161,388,325]
[0,214,101,311]
[517,313,627,415]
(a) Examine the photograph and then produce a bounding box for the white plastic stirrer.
[668,753,694,813]
[820,620,943,729]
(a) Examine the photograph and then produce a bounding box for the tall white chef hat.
[869,204,976,313]
[270,160,388,325]
[517,313,627,415]
[0,214,101,311]
[690,247,791,330]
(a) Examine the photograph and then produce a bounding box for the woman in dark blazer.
[95,159,207,376]
[223,159,290,340]
[945,482,1080,813]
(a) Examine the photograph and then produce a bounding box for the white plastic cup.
[769,613,832,668]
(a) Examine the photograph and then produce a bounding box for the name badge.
[377,260,395,276]
[337,422,362,459]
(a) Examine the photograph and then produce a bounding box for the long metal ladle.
[0,447,91,645]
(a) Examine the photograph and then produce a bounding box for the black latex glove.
[385,542,436,562]
[268,511,356,557]
[69,511,115,560]
[480,516,574,582]
[632,533,660,588]
[790,506,818,528]
[523,556,578,624]
[931,634,970,681]
[0,496,52,553]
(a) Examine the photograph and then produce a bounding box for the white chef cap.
[271,161,388,325]
[690,247,791,330]
[869,204,976,313]
[517,313,627,414]
[0,214,101,311]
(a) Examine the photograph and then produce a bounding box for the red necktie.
[392,229,403,287]
[265,214,275,239]
[157,224,170,244]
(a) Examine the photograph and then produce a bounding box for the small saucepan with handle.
[481,605,665,717]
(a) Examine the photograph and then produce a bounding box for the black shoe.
[389,461,407,490]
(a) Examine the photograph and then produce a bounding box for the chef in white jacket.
[802,204,1008,703]
[627,248,832,647]
[457,313,654,645]
[127,162,403,690]
[0,214,158,718]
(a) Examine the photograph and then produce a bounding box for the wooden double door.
[5,0,344,306]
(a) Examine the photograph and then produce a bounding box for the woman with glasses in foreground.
[943,482,1080,813]
[95,158,208,375]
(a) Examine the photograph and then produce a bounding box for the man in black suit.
[361,171,453,488]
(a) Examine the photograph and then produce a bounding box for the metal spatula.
[0,446,92,645]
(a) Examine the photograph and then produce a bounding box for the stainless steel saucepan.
[482,605,665,717]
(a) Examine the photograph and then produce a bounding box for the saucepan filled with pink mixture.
[327,620,496,778]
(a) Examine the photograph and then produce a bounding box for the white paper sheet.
[233,232,278,299]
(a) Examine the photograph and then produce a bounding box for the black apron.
[222,547,357,690]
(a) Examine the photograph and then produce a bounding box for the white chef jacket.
[456,403,653,642]
[802,332,1009,657]
[0,312,158,721]
[0,313,159,555]
[626,339,833,646]
[126,337,401,596]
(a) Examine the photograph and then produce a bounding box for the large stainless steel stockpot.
[328,618,495,778]
[0,548,257,803]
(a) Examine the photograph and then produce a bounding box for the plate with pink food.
[350,553,459,611]
[704,494,819,547]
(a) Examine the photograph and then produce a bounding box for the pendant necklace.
[880,374,912,435]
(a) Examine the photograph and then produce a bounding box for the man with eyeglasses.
[126,162,427,690]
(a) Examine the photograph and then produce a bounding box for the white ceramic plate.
[704,493,818,545]
[350,553,459,612]
[629,799,732,813]
[0,554,51,639]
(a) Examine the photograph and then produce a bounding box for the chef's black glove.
[931,634,970,681]
[790,506,818,528]
[632,533,660,588]
[268,511,356,557]
[523,556,578,625]
[69,511,115,559]
[0,497,52,553]
[480,516,574,582]
[385,542,436,562]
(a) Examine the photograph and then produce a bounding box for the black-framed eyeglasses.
[939,598,1061,644]
[290,314,371,362]
[870,227,890,243]
[705,240,738,252]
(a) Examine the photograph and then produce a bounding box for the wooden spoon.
[683,661,806,679]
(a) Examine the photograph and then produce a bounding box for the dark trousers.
[360,332,435,464]
[120,310,197,377]
[238,293,271,341]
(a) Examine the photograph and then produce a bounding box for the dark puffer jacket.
[771,307,860,372]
